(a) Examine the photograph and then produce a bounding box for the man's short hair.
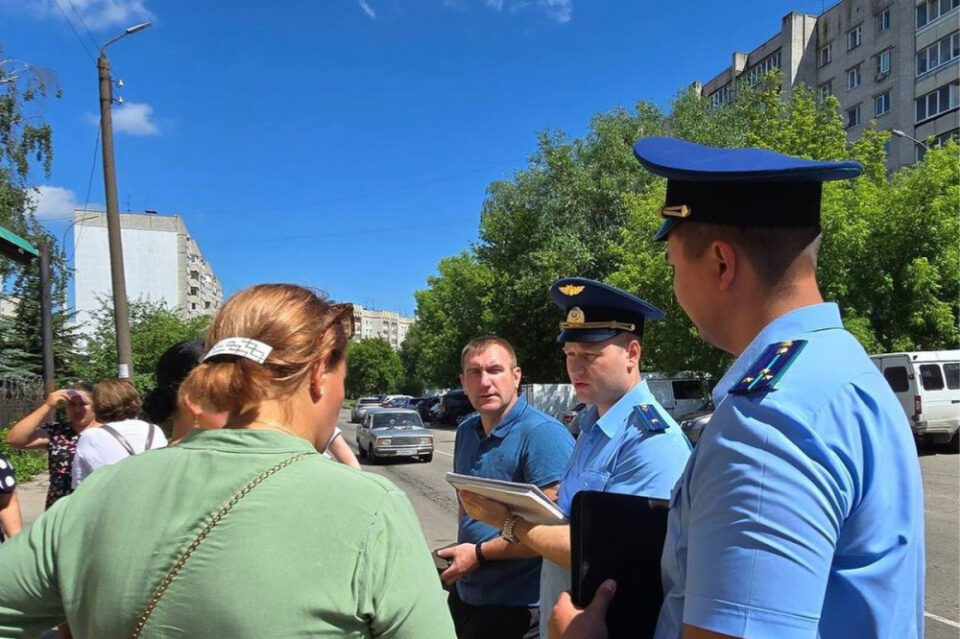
[460,336,518,371]
[677,221,822,290]
[93,378,142,423]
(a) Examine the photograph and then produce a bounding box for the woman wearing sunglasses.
[6,383,102,509]
[0,284,454,639]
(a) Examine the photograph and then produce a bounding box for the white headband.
[202,338,273,365]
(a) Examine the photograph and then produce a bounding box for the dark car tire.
[356,440,366,458]
[420,453,433,463]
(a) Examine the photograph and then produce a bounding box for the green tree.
[346,338,403,398]
[397,325,426,396]
[75,298,211,394]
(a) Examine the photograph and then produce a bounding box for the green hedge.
[0,427,47,483]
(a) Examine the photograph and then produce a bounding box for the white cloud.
[27,186,82,220]
[450,0,572,23]
[538,0,571,23]
[357,0,376,19]
[90,101,159,136]
[9,0,154,31]
[485,0,504,10]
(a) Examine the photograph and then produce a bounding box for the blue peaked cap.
[550,277,665,343]
[632,137,864,240]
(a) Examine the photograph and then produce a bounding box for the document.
[446,472,567,525]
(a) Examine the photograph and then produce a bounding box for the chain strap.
[131,452,311,638]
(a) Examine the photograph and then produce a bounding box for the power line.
[65,0,101,55]
[64,124,102,263]
[51,0,96,61]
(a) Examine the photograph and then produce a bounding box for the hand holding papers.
[446,472,567,525]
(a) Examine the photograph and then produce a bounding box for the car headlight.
[376,438,392,446]
[420,437,432,445]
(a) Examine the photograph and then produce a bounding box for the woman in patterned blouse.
[5,383,102,508]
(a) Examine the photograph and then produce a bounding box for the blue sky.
[2,0,827,316]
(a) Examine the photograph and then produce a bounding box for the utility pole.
[39,241,55,423]
[97,22,150,379]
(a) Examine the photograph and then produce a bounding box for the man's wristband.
[474,541,488,566]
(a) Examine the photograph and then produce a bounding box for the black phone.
[571,491,670,639]
[431,542,457,573]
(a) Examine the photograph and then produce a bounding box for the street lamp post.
[891,129,930,151]
[97,21,151,379]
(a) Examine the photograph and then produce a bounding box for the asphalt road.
[339,409,960,638]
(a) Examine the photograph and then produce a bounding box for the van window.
[672,380,705,400]
[883,366,909,393]
[919,364,944,391]
[944,363,959,390]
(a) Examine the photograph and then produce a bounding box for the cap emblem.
[558,284,586,296]
[566,307,586,325]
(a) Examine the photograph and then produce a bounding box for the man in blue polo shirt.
[460,278,692,638]
[440,335,574,639]
[550,139,925,639]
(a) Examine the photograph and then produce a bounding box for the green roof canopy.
[0,226,39,264]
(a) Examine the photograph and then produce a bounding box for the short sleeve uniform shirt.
[655,303,925,639]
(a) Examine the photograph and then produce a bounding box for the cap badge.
[660,205,692,218]
[558,284,586,296]
[566,307,586,325]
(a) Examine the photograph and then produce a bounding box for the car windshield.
[372,412,423,429]
[359,398,380,405]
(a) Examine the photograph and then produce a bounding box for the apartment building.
[73,209,222,333]
[698,0,959,171]
[350,304,414,350]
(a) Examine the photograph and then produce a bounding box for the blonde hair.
[460,336,518,371]
[93,378,142,422]
[180,284,351,416]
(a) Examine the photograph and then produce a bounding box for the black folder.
[570,491,670,639]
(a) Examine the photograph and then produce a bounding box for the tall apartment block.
[350,304,414,350]
[698,0,959,171]
[73,209,222,334]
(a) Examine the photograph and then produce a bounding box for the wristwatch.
[501,513,521,544]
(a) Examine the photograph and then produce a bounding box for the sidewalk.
[18,473,49,527]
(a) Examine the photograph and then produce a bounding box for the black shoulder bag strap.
[99,424,137,456]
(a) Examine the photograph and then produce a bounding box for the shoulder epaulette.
[729,339,808,396]
[633,403,668,432]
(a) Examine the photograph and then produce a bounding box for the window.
[848,26,862,50]
[920,364,945,390]
[190,270,199,280]
[919,128,960,159]
[944,363,960,389]
[846,104,861,128]
[848,65,861,89]
[917,32,960,75]
[876,49,892,76]
[875,91,891,116]
[673,380,705,400]
[743,50,782,86]
[818,81,833,101]
[915,80,960,122]
[877,8,891,32]
[709,84,733,108]
[884,367,909,393]
[189,286,199,296]
[917,0,959,28]
[820,43,832,67]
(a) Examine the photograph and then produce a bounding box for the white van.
[871,350,960,448]
[646,375,708,420]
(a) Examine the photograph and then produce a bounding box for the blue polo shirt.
[655,303,926,639]
[453,396,574,607]
[542,380,691,636]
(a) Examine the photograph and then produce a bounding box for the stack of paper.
[446,472,568,525]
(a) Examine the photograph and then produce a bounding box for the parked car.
[356,409,434,463]
[381,394,413,408]
[416,396,440,422]
[677,403,713,445]
[561,402,587,437]
[872,350,960,449]
[437,390,474,426]
[351,396,383,423]
[646,376,708,419]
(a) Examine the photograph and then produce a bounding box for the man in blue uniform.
[550,138,926,639]
[442,335,575,639]
[460,278,691,638]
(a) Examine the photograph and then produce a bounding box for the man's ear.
[712,240,738,292]
[626,339,642,371]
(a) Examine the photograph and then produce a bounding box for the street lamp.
[891,129,930,151]
[97,21,151,379]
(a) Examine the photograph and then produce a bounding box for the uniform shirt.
[453,396,574,607]
[71,419,167,488]
[0,428,455,639]
[542,380,691,637]
[656,303,925,639]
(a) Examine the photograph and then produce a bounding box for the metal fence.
[0,375,44,427]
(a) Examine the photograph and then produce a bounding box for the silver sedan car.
[351,396,382,423]
[356,409,434,463]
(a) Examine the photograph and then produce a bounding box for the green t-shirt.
[0,428,455,639]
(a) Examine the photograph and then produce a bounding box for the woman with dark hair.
[6,383,101,508]
[0,284,454,638]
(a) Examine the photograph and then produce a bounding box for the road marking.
[925,611,960,629]
[434,449,453,458]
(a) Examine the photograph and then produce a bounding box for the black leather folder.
[570,490,670,639]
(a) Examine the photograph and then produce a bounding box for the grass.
[0,426,47,483]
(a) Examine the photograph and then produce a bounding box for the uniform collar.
[713,302,843,404]
[472,395,529,439]
[176,427,318,454]
[584,380,654,438]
